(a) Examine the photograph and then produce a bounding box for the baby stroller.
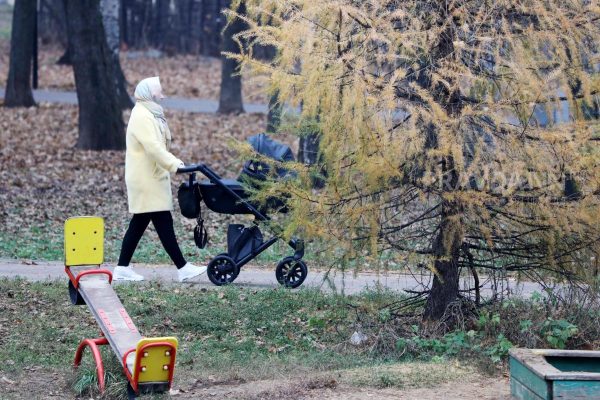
[176,133,307,288]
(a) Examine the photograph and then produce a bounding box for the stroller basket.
[227,224,263,262]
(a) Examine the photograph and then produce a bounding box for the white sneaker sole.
[178,267,207,282]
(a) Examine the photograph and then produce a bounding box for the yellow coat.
[125,104,183,214]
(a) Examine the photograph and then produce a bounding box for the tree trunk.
[4,0,36,108]
[39,0,68,48]
[423,197,464,320]
[153,0,170,49]
[298,133,320,165]
[121,0,129,47]
[420,17,466,320]
[56,46,72,65]
[55,0,71,65]
[189,0,203,54]
[65,0,125,150]
[100,0,133,109]
[217,0,245,114]
[202,0,221,57]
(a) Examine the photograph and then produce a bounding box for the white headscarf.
[134,76,172,148]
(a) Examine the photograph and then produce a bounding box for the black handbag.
[178,173,201,219]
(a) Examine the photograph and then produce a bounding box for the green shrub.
[541,319,578,349]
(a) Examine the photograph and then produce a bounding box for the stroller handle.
[176,163,205,174]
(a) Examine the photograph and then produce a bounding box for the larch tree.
[65,0,125,150]
[100,0,133,109]
[4,0,36,108]
[236,1,600,320]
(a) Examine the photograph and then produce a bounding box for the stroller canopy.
[241,133,295,182]
[248,133,295,162]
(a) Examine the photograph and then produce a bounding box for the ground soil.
[174,375,511,400]
[0,369,510,400]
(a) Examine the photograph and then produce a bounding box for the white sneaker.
[113,266,145,281]
[177,263,207,282]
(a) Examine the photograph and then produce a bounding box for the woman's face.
[151,84,166,101]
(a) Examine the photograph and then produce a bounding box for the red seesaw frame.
[74,336,110,392]
[65,266,113,289]
[67,267,113,393]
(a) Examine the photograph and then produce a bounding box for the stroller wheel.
[276,257,308,289]
[207,255,239,286]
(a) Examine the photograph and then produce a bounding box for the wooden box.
[509,348,600,399]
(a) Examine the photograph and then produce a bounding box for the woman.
[113,76,206,282]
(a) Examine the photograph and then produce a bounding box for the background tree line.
[4,0,256,150]
[37,0,275,58]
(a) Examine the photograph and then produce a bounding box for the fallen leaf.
[1,376,16,385]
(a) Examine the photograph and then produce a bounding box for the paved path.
[0,87,269,114]
[0,259,542,297]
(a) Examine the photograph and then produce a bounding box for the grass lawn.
[0,278,493,399]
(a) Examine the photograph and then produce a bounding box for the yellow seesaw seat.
[65,216,179,396]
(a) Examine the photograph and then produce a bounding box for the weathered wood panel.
[78,275,141,372]
[553,380,600,399]
[511,378,547,400]
[510,357,552,400]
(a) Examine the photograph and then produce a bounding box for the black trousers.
[118,211,187,269]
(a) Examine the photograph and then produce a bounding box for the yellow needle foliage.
[231,0,600,314]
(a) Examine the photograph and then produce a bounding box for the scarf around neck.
[134,77,172,148]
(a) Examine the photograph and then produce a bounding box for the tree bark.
[423,198,464,320]
[420,16,466,321]
[100,0,133,109]
[153,0,170,49]
[65,0,125,150]
[4,0,36,108]
[218,0,245,114]
[423,149,465,322]
[121,0,129,47]
[56,46,72,65]
[39,0,68,48]
[298,133,320,165]
[202,0,222,57]
[55,0,71,65]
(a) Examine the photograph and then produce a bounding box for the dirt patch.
[0,369,72,400]
[0,366,510,399]
[303,378,510,400]
[169,367,510,400]
[157,375,509,400]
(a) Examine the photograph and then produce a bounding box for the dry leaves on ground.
[0,103,293,258]
[0,40,269,103]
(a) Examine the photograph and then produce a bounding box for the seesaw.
[64,216,178,398]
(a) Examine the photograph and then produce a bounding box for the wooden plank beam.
[78,275,141,373]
